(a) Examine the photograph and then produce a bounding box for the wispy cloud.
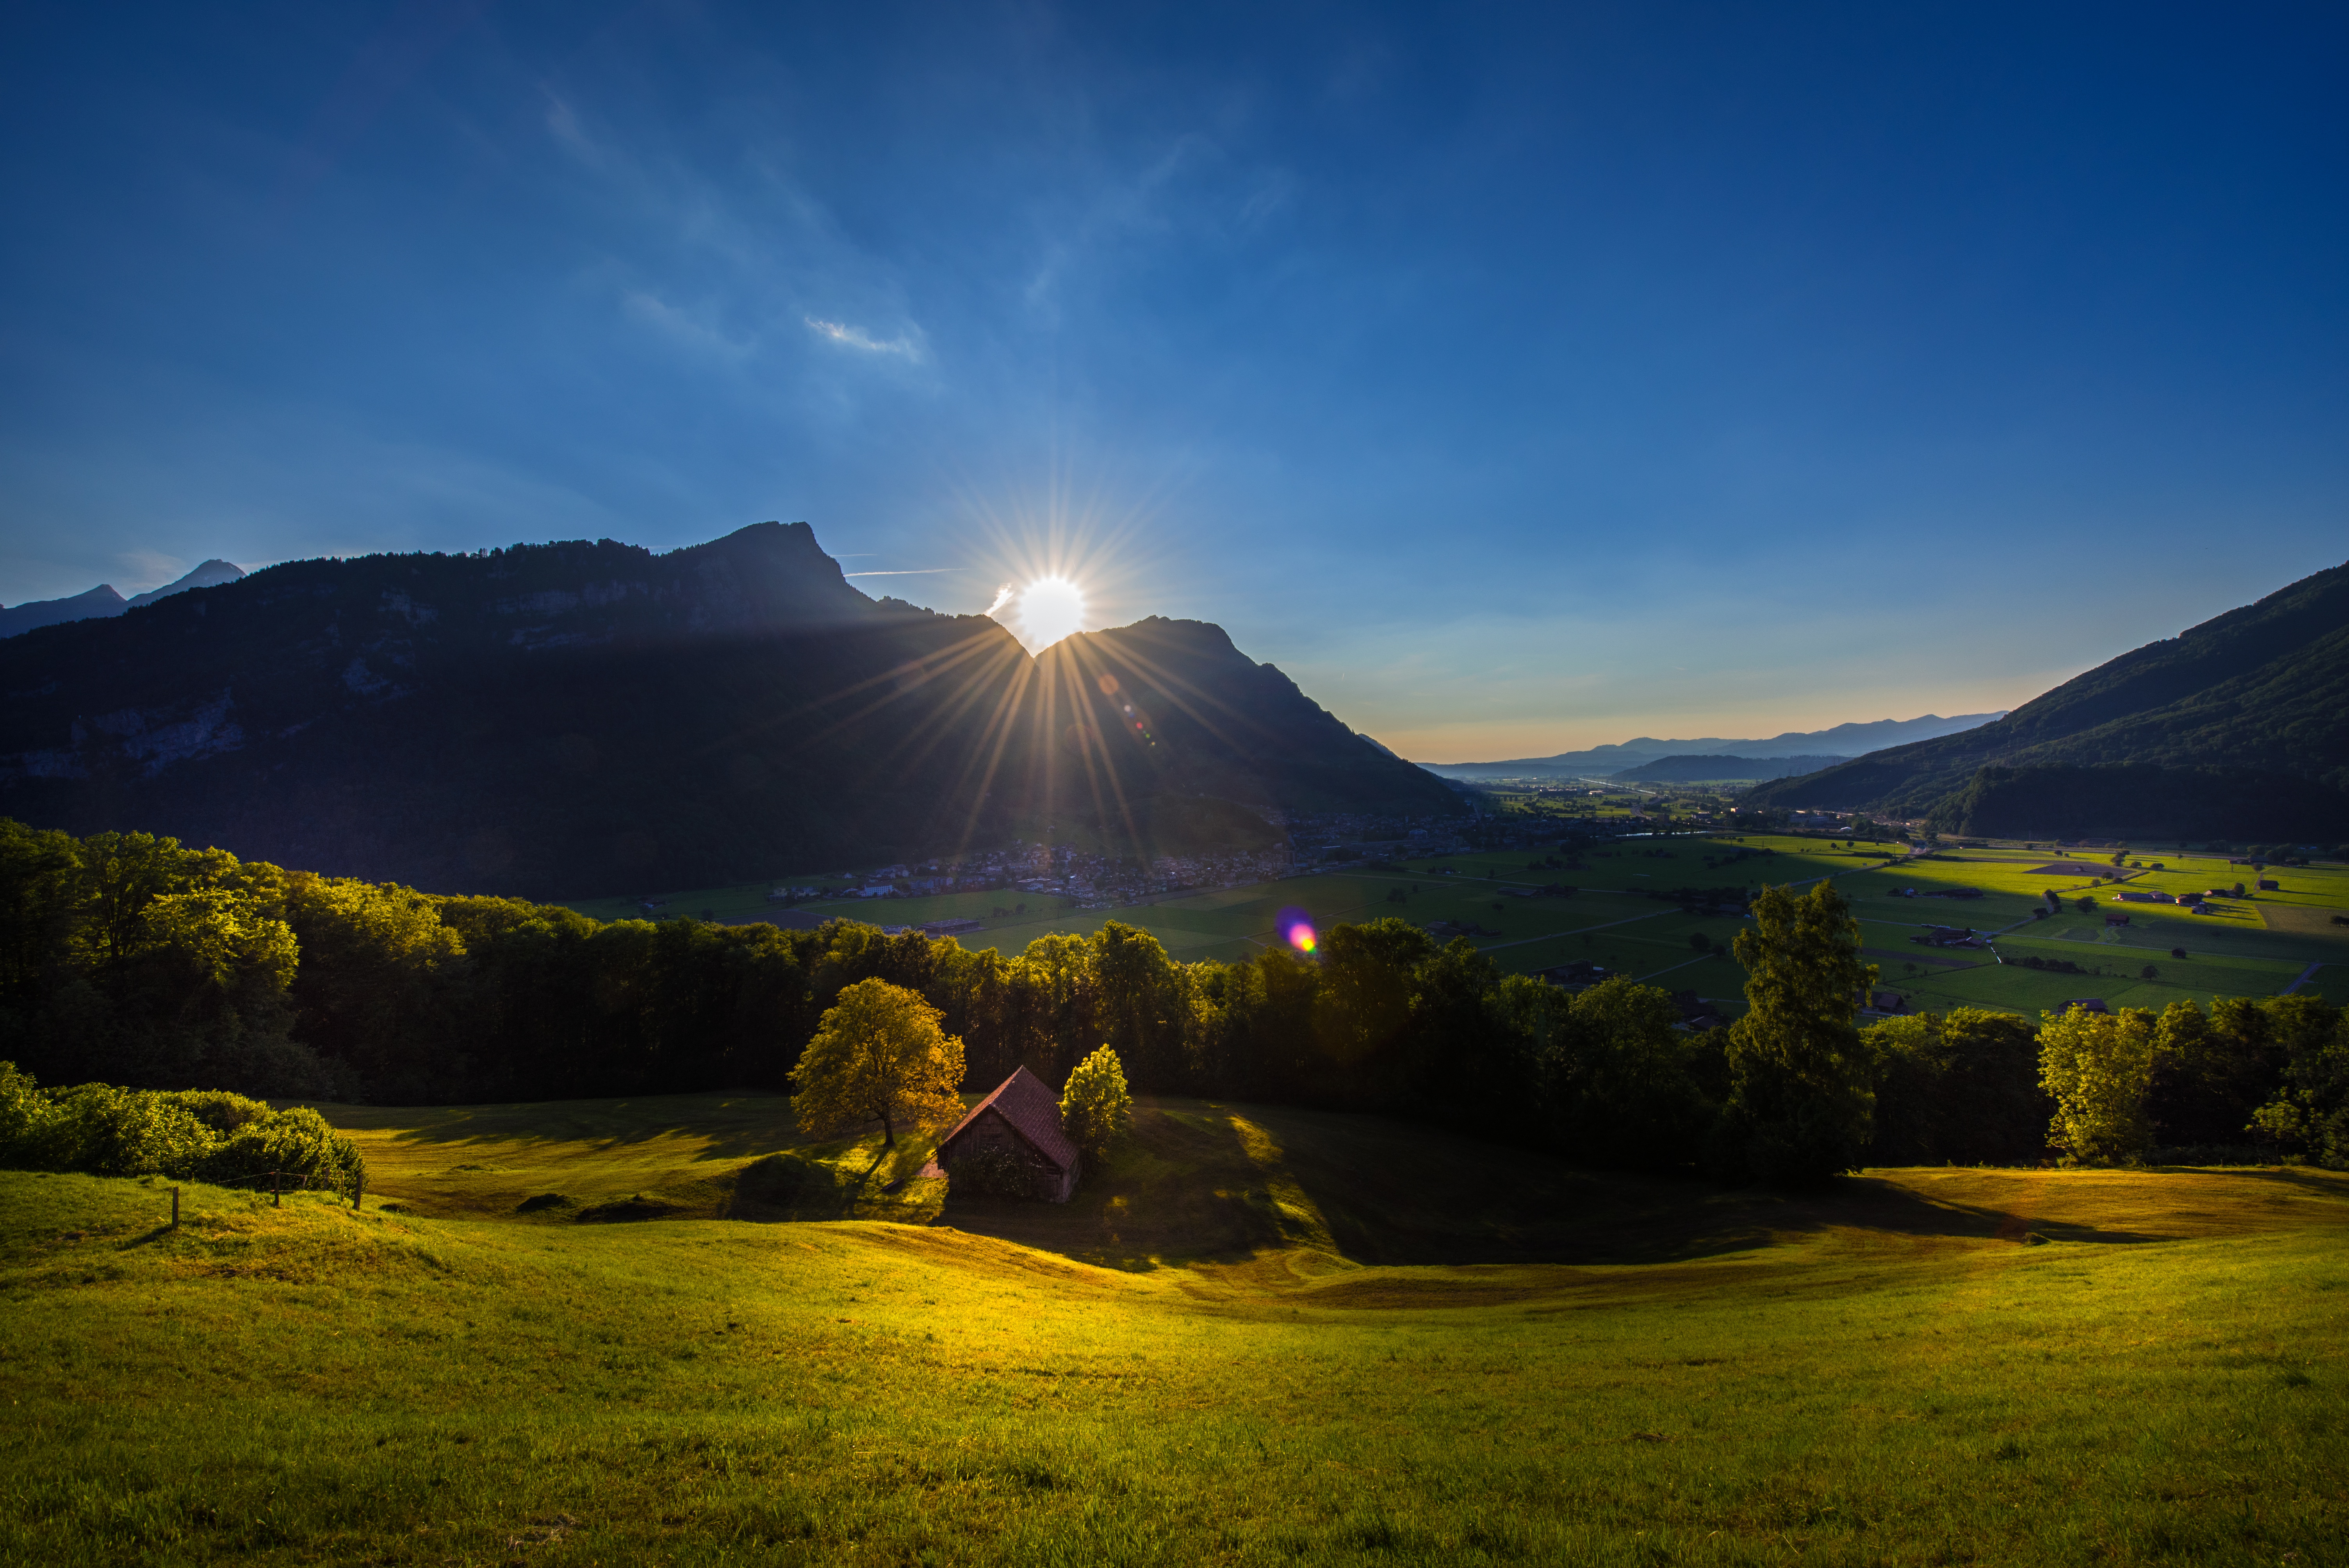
[543,90,598,165]
[116,549,186,589]
[805,317,925,361]
[624,291,754,359]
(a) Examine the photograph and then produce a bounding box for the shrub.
[1060,1046,1134,1164]
[0,1062,364,1190]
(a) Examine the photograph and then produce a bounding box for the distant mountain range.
[1746,560,2349,840]
[1609,754,1852,783]
[0,524,1457,896]
[0,559,246,638]
[1420,712,2005,780]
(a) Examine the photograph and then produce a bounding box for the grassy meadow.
[4,1089,2346,1565]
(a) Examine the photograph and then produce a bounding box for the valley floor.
[569,836,2349,1017]
[2,1095,2344,1565]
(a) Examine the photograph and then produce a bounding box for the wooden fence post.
[272,1170,281,1208]
[171,1187,180,1229]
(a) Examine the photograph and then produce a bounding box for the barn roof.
[937,1066,1079,1171]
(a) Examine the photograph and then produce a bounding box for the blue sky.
[2,2,2343,760]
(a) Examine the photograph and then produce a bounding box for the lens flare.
[1278,906,1317,954]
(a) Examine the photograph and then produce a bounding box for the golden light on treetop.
[789,978,966,1149]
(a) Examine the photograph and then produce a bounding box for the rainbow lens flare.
[1278,907,1317,953]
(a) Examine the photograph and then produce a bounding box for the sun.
[1014,576,1087,650]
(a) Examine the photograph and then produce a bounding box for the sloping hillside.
[6,1124,2344,1564]
[1747,560,2349,838]
[0,584,127,639]
[1030,617,1461,825]
[0,525,1456,895]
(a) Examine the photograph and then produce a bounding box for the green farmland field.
[4,1090,2345,1565]
[568,837,2349,1016]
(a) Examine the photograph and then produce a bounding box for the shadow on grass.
[936,1104,1290,1272]
[933,1100,2267,1272]
[304,1091,803,1163]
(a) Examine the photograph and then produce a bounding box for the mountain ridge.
[1610,754,1851,782]
[1744,560,2349,838]
[1420,711,2006,779]
[0,559,246,638]
[0,524,1457,895]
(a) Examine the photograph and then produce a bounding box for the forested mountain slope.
[0,524,1456,895]
[1746,561,2349,838]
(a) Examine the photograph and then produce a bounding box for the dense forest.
[2,818,2341,1179]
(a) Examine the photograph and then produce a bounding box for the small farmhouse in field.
[934,1067,1081,1202]
[2105,911,2131,926]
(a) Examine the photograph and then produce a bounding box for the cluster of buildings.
[772,835,1310,912]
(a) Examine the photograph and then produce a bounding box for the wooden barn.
[934,1067,1081,1203]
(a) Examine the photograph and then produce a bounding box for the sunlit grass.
[3,1096,2345,1564]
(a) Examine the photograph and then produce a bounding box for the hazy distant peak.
[0,583,128,639]
[126,558,245,609]
[1419,710,2010,779]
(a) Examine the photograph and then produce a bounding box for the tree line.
[1,819,2340,1181]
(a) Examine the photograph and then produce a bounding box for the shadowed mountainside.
[1746,559,2349,839]
[1029,617,1460,831]
[0,524,1458,895]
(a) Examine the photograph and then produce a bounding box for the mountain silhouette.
[1745,560,2349,839]
[0,524,1457,895]
[0,559,247,638]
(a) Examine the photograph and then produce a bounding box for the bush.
[0,1062,364,1190]
[1060,1046,1134,1164]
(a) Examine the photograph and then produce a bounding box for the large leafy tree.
[2039,1004,2159,1164]
[1090,923,1187,1090]
[1864,1007,2049,1165]
[1314,917,1436,1105]
[1720,880,1877,1183]
[790,978,965,1149]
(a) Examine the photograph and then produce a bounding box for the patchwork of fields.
[4,1091,2344,1564]
[574,836,2349,1015]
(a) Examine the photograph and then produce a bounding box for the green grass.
[4,1091,2347,1565]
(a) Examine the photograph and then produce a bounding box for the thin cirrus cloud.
[804,316,926,362]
